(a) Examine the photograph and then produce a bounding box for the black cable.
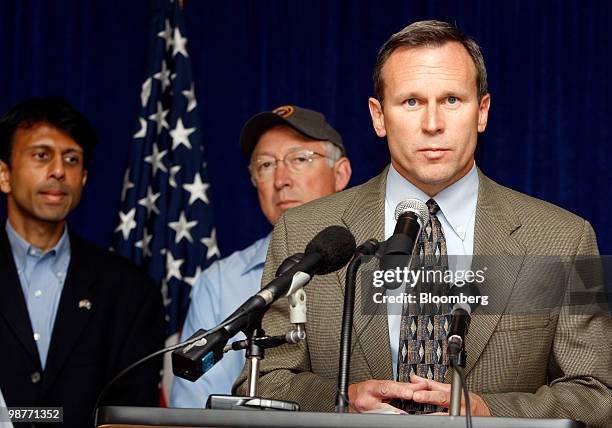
[450,359,472,428]
[92,310,246,427]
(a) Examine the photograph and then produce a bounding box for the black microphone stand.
[206,309,301,411]
[245,318,265,397]
[335,240,378,413]
[448,308,470,419]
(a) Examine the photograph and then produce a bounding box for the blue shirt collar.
[5,220,71,270]
[242,233,271,274]
[385,162,479,240]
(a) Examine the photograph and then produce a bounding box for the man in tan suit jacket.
[236,21,611,427]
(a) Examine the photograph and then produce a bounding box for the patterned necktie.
[397,198,450,413]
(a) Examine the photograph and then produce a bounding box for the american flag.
[113,0,219,401]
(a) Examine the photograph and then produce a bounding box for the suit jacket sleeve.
[482,221,612,428]
[233,215,339,411]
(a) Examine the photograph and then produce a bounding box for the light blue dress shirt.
[5,221,70,369]
[171,234,271,408]
[384,162,479,380]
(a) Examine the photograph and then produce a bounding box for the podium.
[96,406,585,428]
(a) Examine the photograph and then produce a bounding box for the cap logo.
[272,105,294,118]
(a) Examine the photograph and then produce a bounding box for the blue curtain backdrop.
[0,0,610,255]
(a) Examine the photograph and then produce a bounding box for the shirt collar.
[385,162,479,240]
[433,163,479,240]
[242,232,272,274]
[5,220,71,269]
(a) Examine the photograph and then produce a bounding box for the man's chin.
[33,207,71,224]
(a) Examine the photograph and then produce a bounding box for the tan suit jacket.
[235,168,611,427]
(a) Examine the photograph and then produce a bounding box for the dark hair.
[0,96,98,168]
[373,20,488,106]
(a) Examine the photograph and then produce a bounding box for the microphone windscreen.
[395,198,429,226]
[305,225,356,275]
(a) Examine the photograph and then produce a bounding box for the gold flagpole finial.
[179,0,184,10]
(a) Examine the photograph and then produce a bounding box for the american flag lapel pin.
[78,299,92,310]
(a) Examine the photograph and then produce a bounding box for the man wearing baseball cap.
[171,105,352,408]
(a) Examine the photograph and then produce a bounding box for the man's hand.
[408,375,491,416]
[347,379,428,413]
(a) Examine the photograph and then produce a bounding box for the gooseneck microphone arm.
[335,239,379,413]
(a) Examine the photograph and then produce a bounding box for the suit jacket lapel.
[340,167,393,380]
[454,170,526,380]
[0,228,41,365]
[42,233,96,392]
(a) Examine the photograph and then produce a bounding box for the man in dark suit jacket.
[0,97,165,427]
[236,21,611,427]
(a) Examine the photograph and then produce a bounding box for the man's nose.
[273,161,293,190]
[421,102,444,134]
[48,156,66,180]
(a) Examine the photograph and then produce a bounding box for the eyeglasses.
[249,150,331,181]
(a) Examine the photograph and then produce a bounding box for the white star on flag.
[169,165,181,188]
[121,169,134,202]
[144,144,168,176]
[170,118,196,150]
[147,101,170,135]
[182,172,210,205]
[138,186,161,216]
[157,19,173,51]
[115,208,137,240]
[165,251,184,282]
[133,117,148,138]
[169,211,198,243]
[140,77,152,108]
[201,228,220,260]
[172,27,188,57]
[135,229,153,258]
[154,61,172,91]
[182,83,197,112]
[183,266,203,287]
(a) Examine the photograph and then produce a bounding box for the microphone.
[256,225,355,304]
[447,282,482,364]
[378,199,429,289]
[355,238,379,256]
[172,225,356,382]
[447,282,482,418]
[276,253,304,276]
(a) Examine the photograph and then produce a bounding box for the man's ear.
[332,157,352,192]
[81,169,88,187]
[0,160,11,194]
[368,97,387,138]
[477,93,491,133]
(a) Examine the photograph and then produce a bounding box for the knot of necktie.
[426,198,440,216]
